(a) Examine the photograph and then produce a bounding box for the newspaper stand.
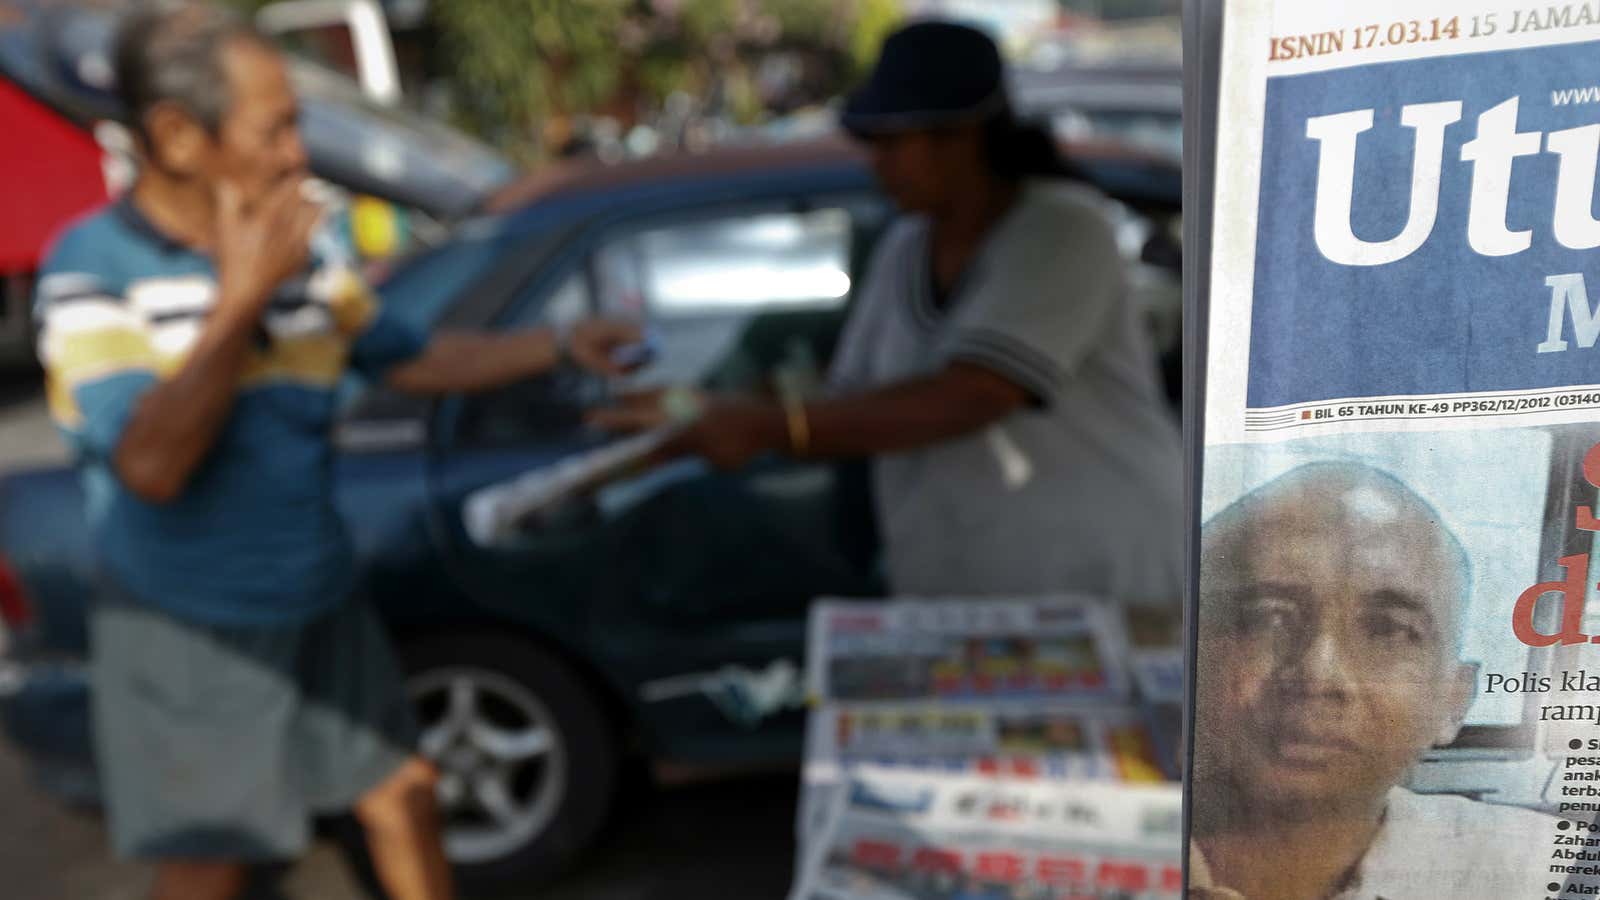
[790,597,1183,900]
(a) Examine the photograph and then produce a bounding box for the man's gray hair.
[112,2,267,139]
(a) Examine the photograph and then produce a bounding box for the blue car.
[0,134,1182,889]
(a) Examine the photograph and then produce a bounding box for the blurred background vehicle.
[254,0,404,106]
[0,132,1181,890]
[1012,59,1181,161]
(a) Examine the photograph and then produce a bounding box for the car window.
[598,205,871,393]
[453,266,604,447]
[451,197,890,447]
[1100,196,1182,359]
[538,266,592,331]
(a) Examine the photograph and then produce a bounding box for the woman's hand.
[588,388,787,470]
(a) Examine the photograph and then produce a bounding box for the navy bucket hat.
[840,20,1009,137]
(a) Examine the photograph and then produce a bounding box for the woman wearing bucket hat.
[593,21,1182,607]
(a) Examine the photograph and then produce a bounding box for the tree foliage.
[224,0,901,159]
[433,0,902,159]
[433,0,631,152]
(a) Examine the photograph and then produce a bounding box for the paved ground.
[0,369,799,899]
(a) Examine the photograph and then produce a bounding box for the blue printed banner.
[1249,39,1600,408]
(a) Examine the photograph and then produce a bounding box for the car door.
[426,191,892,758]
[585,196,890,607]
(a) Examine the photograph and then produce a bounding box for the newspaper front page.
[1193,2,1600,897]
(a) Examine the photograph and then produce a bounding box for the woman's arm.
[588,362,1029,469]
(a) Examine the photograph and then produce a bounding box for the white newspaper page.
[793,770,1183,900]
[806,597,1132,705]
[1195,2,1600,898]
[798,703,1172,858]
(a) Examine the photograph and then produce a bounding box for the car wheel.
[398,632,619,890]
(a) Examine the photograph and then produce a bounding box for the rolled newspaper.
[462,388,704,545]
[462,426,677,545]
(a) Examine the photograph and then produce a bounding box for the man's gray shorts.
[89,593,418,861]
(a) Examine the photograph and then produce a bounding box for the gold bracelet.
[783,396,810,457]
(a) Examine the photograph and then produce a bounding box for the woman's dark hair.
[981,113,1087,182]
[112,2,266,141]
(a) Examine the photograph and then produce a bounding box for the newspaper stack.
[793,766,1183,900]
[793,597,1182,899]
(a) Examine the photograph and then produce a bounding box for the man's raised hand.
[213,178,321,320]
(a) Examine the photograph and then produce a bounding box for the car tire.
[396,632,620,891]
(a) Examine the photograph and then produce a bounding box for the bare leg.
[149,860,247,900]
[355,755,456,900]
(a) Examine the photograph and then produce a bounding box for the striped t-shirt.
[34,197,425,626]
